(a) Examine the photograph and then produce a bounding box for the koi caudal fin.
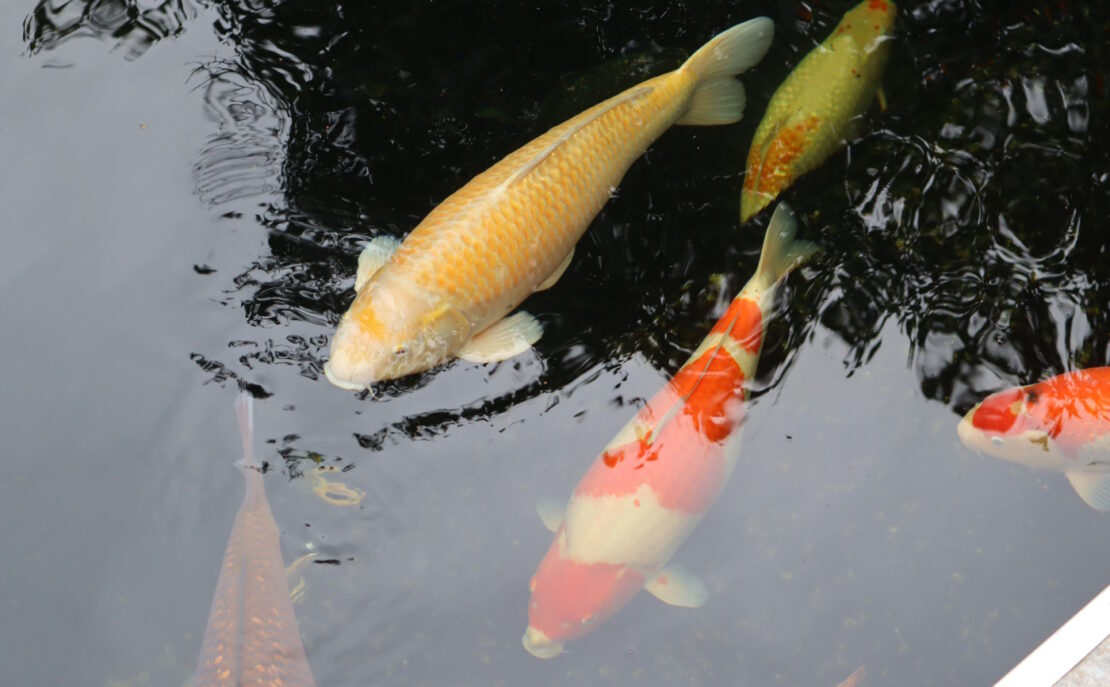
[754,203,819,290]
[235,392,258,470]
[676,17,774,126]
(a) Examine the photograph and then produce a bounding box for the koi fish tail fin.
[754,203,819,291]
[676,17,774,126]
[234,392,258,470]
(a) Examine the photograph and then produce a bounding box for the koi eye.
[991,436,1004,446]
[394,346,407,356]
[581,613,597,625]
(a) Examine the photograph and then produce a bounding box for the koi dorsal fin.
[498,86,653,191]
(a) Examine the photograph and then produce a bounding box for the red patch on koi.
[868,0,889,11]
[1027,369,1110,454]
[973,369,1110,457]
[971,388,1023,434]
[582,349,745,512]
[527,549,643,642]
[710,294,763,354]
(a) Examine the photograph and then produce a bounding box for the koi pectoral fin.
[1064,471,1110,511]
[536,498,566,532]
[355,235,401,292]
[644,563,708,608]
[536,249,573,292]
[877,86,888,113]
[458,311,543,363]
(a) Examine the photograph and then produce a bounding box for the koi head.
[957,384,1069,471]
[324,282,471,388]
[522,529,644,659]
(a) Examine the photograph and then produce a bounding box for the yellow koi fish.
[325,18,775,389]
[740,0,896,223]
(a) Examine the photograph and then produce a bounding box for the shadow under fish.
[188,394,316,686]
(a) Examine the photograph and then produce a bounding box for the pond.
[2,1,1108,685]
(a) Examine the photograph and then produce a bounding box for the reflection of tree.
[800,1,1110,411]
[190,60,287,205]
[24,0,199,60]
[25,0,1110,430]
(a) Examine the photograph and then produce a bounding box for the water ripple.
[24,0,199,60]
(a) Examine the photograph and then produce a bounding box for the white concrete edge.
[994,584,1110,686]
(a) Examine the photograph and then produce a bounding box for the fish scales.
[741,0,895,222]
[191,397,315,687]
[383,73,692,325]
[326,18,776,386]
[523,204,816,658]
[958,367,1110,511]
[566,291,760,568]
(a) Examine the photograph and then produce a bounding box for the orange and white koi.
[522,204,816,658]
[324,18,775,389]
[958,367,1110,511]
[740,0,896,223]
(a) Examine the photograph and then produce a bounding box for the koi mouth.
[522,626,564,659]
[323,360,368,391]
[956,410,982,451]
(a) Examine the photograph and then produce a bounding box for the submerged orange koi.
[325,18,775,389]
[958,367,1110,511]
[740,0,896,223]
[522,204,816,658]
[189,394,315,687]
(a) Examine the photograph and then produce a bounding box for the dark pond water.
[3,1,1109,685]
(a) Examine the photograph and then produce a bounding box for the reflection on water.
[24,0,198,60]
[191,60,287,206]
[13,0,1110,685]
[158,0,1109,432]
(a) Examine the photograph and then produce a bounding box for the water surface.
[2,1,1109,685]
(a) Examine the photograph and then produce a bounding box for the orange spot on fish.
[633,498,640,507]
[354,302,386,338]
[743,165,758,192]
[868,0,889,11]
[527,552,644,642]
[749,115,820,199]
[710,297,763,353]
[971,369,1110,457]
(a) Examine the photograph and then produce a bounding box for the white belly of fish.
[563,484,701,571]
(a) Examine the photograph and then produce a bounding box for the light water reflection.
[6,1,1110,686]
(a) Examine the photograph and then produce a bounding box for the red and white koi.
[957,367,1110,511]
[522,204,817,658]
